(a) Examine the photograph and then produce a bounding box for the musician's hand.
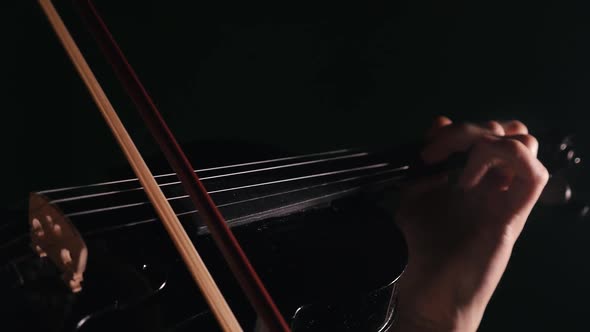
[391,117,549,332]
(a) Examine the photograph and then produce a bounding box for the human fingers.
[421,123,494,164]
[481,120,506,136]
[426,115,453,138]
[486,135,539,191]
[421,120,532,164]
[401,173,449,199]
[458,136,548,192]
[507,134,538,157]
[499,120,528,136]
[471,134,539,191]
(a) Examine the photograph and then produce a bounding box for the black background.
[4,0,590,330]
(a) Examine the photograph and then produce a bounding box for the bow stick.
[72,0,291,331]
[38,0,243,330]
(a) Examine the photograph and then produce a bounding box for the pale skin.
[389,116,549,332]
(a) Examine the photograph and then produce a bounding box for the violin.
[1,1,585,331]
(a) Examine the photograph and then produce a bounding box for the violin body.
[1,130,584,332]
[9,1,585,328]
[0,144,407,332]
[2,122,583,332]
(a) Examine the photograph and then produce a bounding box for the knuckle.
[505,120,529,134]
[473,136,494,152]
[473,135,498,151]
[520,134,539,152]
[500,137,525,155]
[455,122,483,136]
[484,120,505,135]
[534,164,550,184]
[523,159,549,185]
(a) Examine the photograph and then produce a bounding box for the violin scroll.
[29,193,88,292]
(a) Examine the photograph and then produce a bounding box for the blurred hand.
[391,116,549,332]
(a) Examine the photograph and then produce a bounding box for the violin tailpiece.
[28,193,88,293]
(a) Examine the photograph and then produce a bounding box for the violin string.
[81,170,407,237]
[40,0,244,327]
[219,176,402,232]
[64,162,406,218]
[37,149,356,195]
[49,151,370,204]
[0,166,407,252]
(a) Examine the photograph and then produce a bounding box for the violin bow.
[42,0,292,331]
[37,0,244,330]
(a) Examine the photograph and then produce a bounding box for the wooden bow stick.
[38,1,242,330]
[72,1,291,331]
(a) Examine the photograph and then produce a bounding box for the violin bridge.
[28,193,88,293]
